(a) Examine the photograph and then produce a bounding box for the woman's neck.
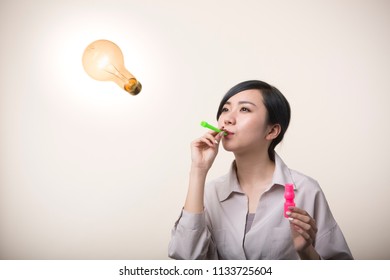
[234,149,275,190]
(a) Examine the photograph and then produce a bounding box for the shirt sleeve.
[168,209,217,259]
[315,223,353,259]
[312,189,354,260]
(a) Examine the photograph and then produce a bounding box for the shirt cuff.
[176,209,206,230]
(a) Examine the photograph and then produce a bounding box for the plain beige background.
[1,0,389,259]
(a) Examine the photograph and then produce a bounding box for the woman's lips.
[223,129,234,136]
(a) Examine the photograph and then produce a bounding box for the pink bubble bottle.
[284,183,295,218]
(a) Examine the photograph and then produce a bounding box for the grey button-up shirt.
[169,154,353,260]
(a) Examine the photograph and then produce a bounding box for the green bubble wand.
[200,121,228,135]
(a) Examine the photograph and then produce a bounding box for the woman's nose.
[223,112,236,125]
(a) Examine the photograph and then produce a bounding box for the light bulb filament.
[104,64,128,82]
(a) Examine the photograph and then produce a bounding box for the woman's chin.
[221,143,236,152]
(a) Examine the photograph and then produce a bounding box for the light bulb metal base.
[124,78,142,96]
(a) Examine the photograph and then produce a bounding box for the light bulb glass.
[82,39,142,95]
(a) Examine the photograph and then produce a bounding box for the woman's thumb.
[215,131,224,144]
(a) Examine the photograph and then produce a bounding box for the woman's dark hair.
[216,80,291,162]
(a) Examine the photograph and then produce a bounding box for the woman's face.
[218,89,272,154]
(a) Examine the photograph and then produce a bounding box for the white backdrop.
[1,0,389,259]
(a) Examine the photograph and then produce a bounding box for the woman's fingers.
[214,131,224,143]
[190,131,224,170]
[287,206,318,242]
[289,217,316,240]
[288,207,318,233]
[193,134,215,148]
[194,131,224,148]
[290,223,313,243]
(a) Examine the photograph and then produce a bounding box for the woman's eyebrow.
[224,101,257,107]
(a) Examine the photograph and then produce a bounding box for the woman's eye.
[240,107,250,112]
[221,107,229,112]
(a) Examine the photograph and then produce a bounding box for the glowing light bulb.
[82,39,142,95]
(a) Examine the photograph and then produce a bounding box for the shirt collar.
[271,153,296,190]
[216,153,296,202]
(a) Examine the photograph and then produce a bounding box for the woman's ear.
[265,124,281,141]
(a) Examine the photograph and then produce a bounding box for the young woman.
[168,80,353,259]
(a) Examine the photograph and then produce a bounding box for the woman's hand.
[184,131,224,213]
[287,206,320,259]
[191,131,224,171]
